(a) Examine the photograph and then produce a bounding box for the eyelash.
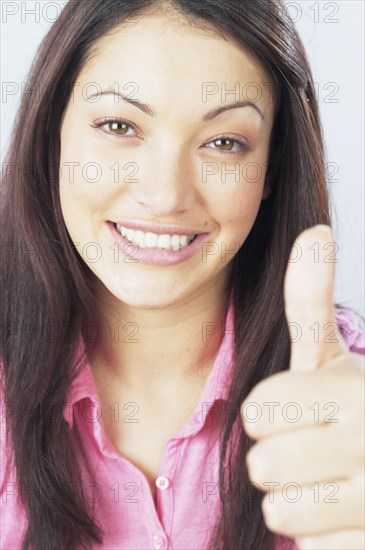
[90,116,253,155]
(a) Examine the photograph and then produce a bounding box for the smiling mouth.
[113,222,199,251]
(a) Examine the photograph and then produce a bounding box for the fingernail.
[315,224,332,235]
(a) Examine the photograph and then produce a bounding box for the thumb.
[284,225,348,372]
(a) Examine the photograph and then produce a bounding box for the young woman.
[1,1,364,549]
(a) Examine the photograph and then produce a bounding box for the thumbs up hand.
[241,225,365,550]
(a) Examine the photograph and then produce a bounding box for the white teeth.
[170,235,181,251]
[126,229,135,241]
[157,234,171,249]
[180,235,188,247]
[144,232,158,248]
[133,230,145,246]
[115,224,196,250]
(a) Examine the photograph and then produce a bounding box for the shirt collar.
[63,297,235,430]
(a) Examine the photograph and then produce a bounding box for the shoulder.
[335,306,365,355]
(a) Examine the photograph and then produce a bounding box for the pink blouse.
[1,302,364,549]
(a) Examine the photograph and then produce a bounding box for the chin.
[90,268,192,310]
[106,281,182,310]
[115,293,178,310]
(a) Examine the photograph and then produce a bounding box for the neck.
[86,283,231,397]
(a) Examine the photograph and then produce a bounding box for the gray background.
[1,1,364,316]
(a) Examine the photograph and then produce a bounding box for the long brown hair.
[0,0,340,548]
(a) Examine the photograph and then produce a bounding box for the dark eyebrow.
[86,91,264,120]
[202,100,264,121]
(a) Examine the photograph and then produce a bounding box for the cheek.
[208,169,266,235]
[58,134,112,215]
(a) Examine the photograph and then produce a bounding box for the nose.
[129,140,196,216]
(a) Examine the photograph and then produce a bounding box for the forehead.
[74,14,275,119]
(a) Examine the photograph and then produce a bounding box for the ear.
[261,147,280,200]
[261,181,271,200]
[261,170,272,199]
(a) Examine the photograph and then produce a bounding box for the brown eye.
[91,117,138,139]
[214,138,235,151]
[106,121,130,135]
[205,136,252,155]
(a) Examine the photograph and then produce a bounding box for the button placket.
[155,475,170,491]
[152,532,167,549]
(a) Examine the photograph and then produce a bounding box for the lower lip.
[107,222,210,266]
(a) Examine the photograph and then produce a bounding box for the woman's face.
[59,14,275,309]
